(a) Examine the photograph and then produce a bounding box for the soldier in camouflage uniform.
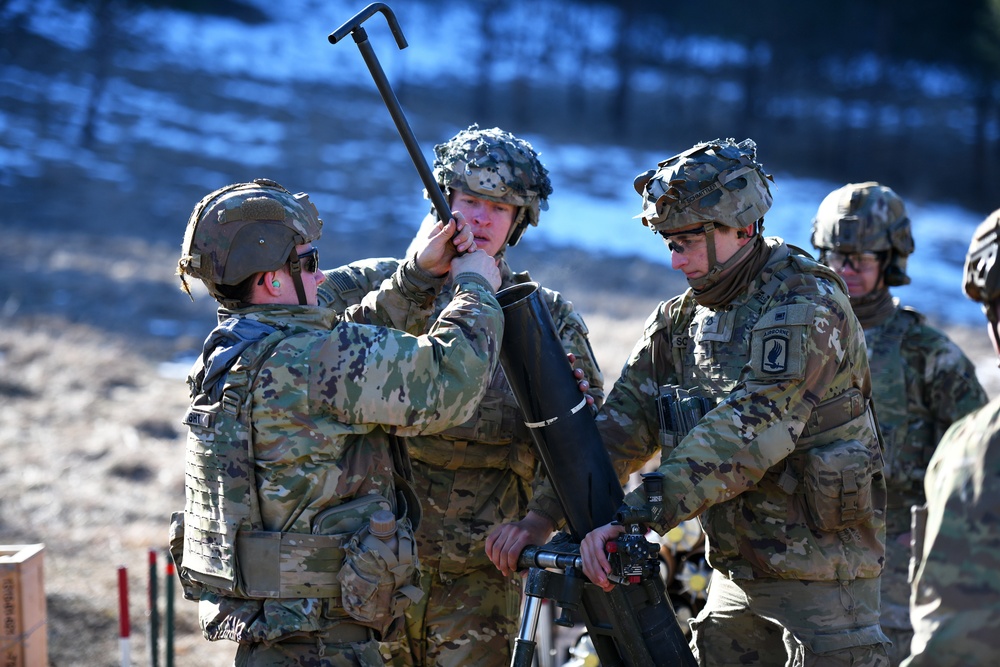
[563,139,891,666]
[902,209,1000,665]
[168,178,505,666]
[319,125,604,667]
[811,182,987,665]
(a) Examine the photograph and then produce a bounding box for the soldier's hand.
[451,249,501,291]
[568,353,594,407]
[580,522,625,592]
[412,212,476,277]
[485,511,555,577]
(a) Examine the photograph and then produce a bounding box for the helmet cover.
[633,138,773,234]
[810,181,914,286]
[964,208,1000,305]
[431,124,552,246]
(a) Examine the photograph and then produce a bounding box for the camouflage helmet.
[964,208,1000,306]
[633,138,773,234]
[432,124,552,247]
[177,178,322,305]
[810,182,915,287]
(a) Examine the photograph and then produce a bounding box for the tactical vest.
[653,245,800,410]
[653,246,873,440]
[865,306,928,503]
[650,245,884,580]
[168,327,420,640]
[408,367,536,479]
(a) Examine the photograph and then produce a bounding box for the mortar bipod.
[511,544,585,667]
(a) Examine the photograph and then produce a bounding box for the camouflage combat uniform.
[539,140,891,666]
[902,208,1000,665]
[861,302,985,659]
[579,238,890,664]
[811,182,988,663]
[320,253,604,667]
[170,179,505,667]
[903,397,1000,665]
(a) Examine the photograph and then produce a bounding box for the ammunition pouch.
[771,390,883,534]
[170,493,421,642]
[337,517,422,641]
[656,384,715,448]
[799,438,875,532]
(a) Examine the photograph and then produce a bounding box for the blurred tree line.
[433,0,1000,210]
[5,0,1000,212]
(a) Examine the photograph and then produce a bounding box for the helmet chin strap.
[689,222,758,291]
[286,248,309,306]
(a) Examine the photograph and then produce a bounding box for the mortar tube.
[495,282,623,540]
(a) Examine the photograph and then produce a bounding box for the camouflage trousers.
[234,637,384,666]
[381,559,521,667]
[690,575,891,666]
[880,530,914,666]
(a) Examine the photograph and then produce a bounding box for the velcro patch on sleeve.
[749,304,815,380]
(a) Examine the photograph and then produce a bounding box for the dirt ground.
[2,224,997,666]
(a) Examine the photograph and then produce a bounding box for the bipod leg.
[511,585,543,667]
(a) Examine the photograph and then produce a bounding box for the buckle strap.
[281,623,372,645]
[801,388,866,439]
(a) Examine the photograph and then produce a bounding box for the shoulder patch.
[750,304,814,380]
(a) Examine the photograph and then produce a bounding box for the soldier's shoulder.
[941,396,1000,446]
[318,257,401,310]
[643,293,690,338]
[895,307,974,358]
[534,281,592,335]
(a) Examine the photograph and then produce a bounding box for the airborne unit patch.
[761,331,790,374]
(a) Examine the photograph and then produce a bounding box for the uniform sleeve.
[545,286,605,408]
[306,274,503,434]
[909,403,1000,663]
[625,275,866,531]
[317,257,399,311]
[915,326,989,444]
[345,258,446,334]
[319,256,448,334]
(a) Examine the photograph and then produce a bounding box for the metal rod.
[148,549,159,667]
[165,555,175,667]
[510,595,542,667]
[328,3,453,226]
[117,565,131,667]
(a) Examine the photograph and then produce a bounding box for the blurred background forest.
[4,0,1000,229]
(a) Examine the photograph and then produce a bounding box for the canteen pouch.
[801,439,875,532]
[337,516,423,641]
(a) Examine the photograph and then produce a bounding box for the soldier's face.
[449,191,516,256]
[667,224,747,280]
[284,243,326,305]
[827,252,884,297]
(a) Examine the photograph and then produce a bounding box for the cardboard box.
[0,545,46,667]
